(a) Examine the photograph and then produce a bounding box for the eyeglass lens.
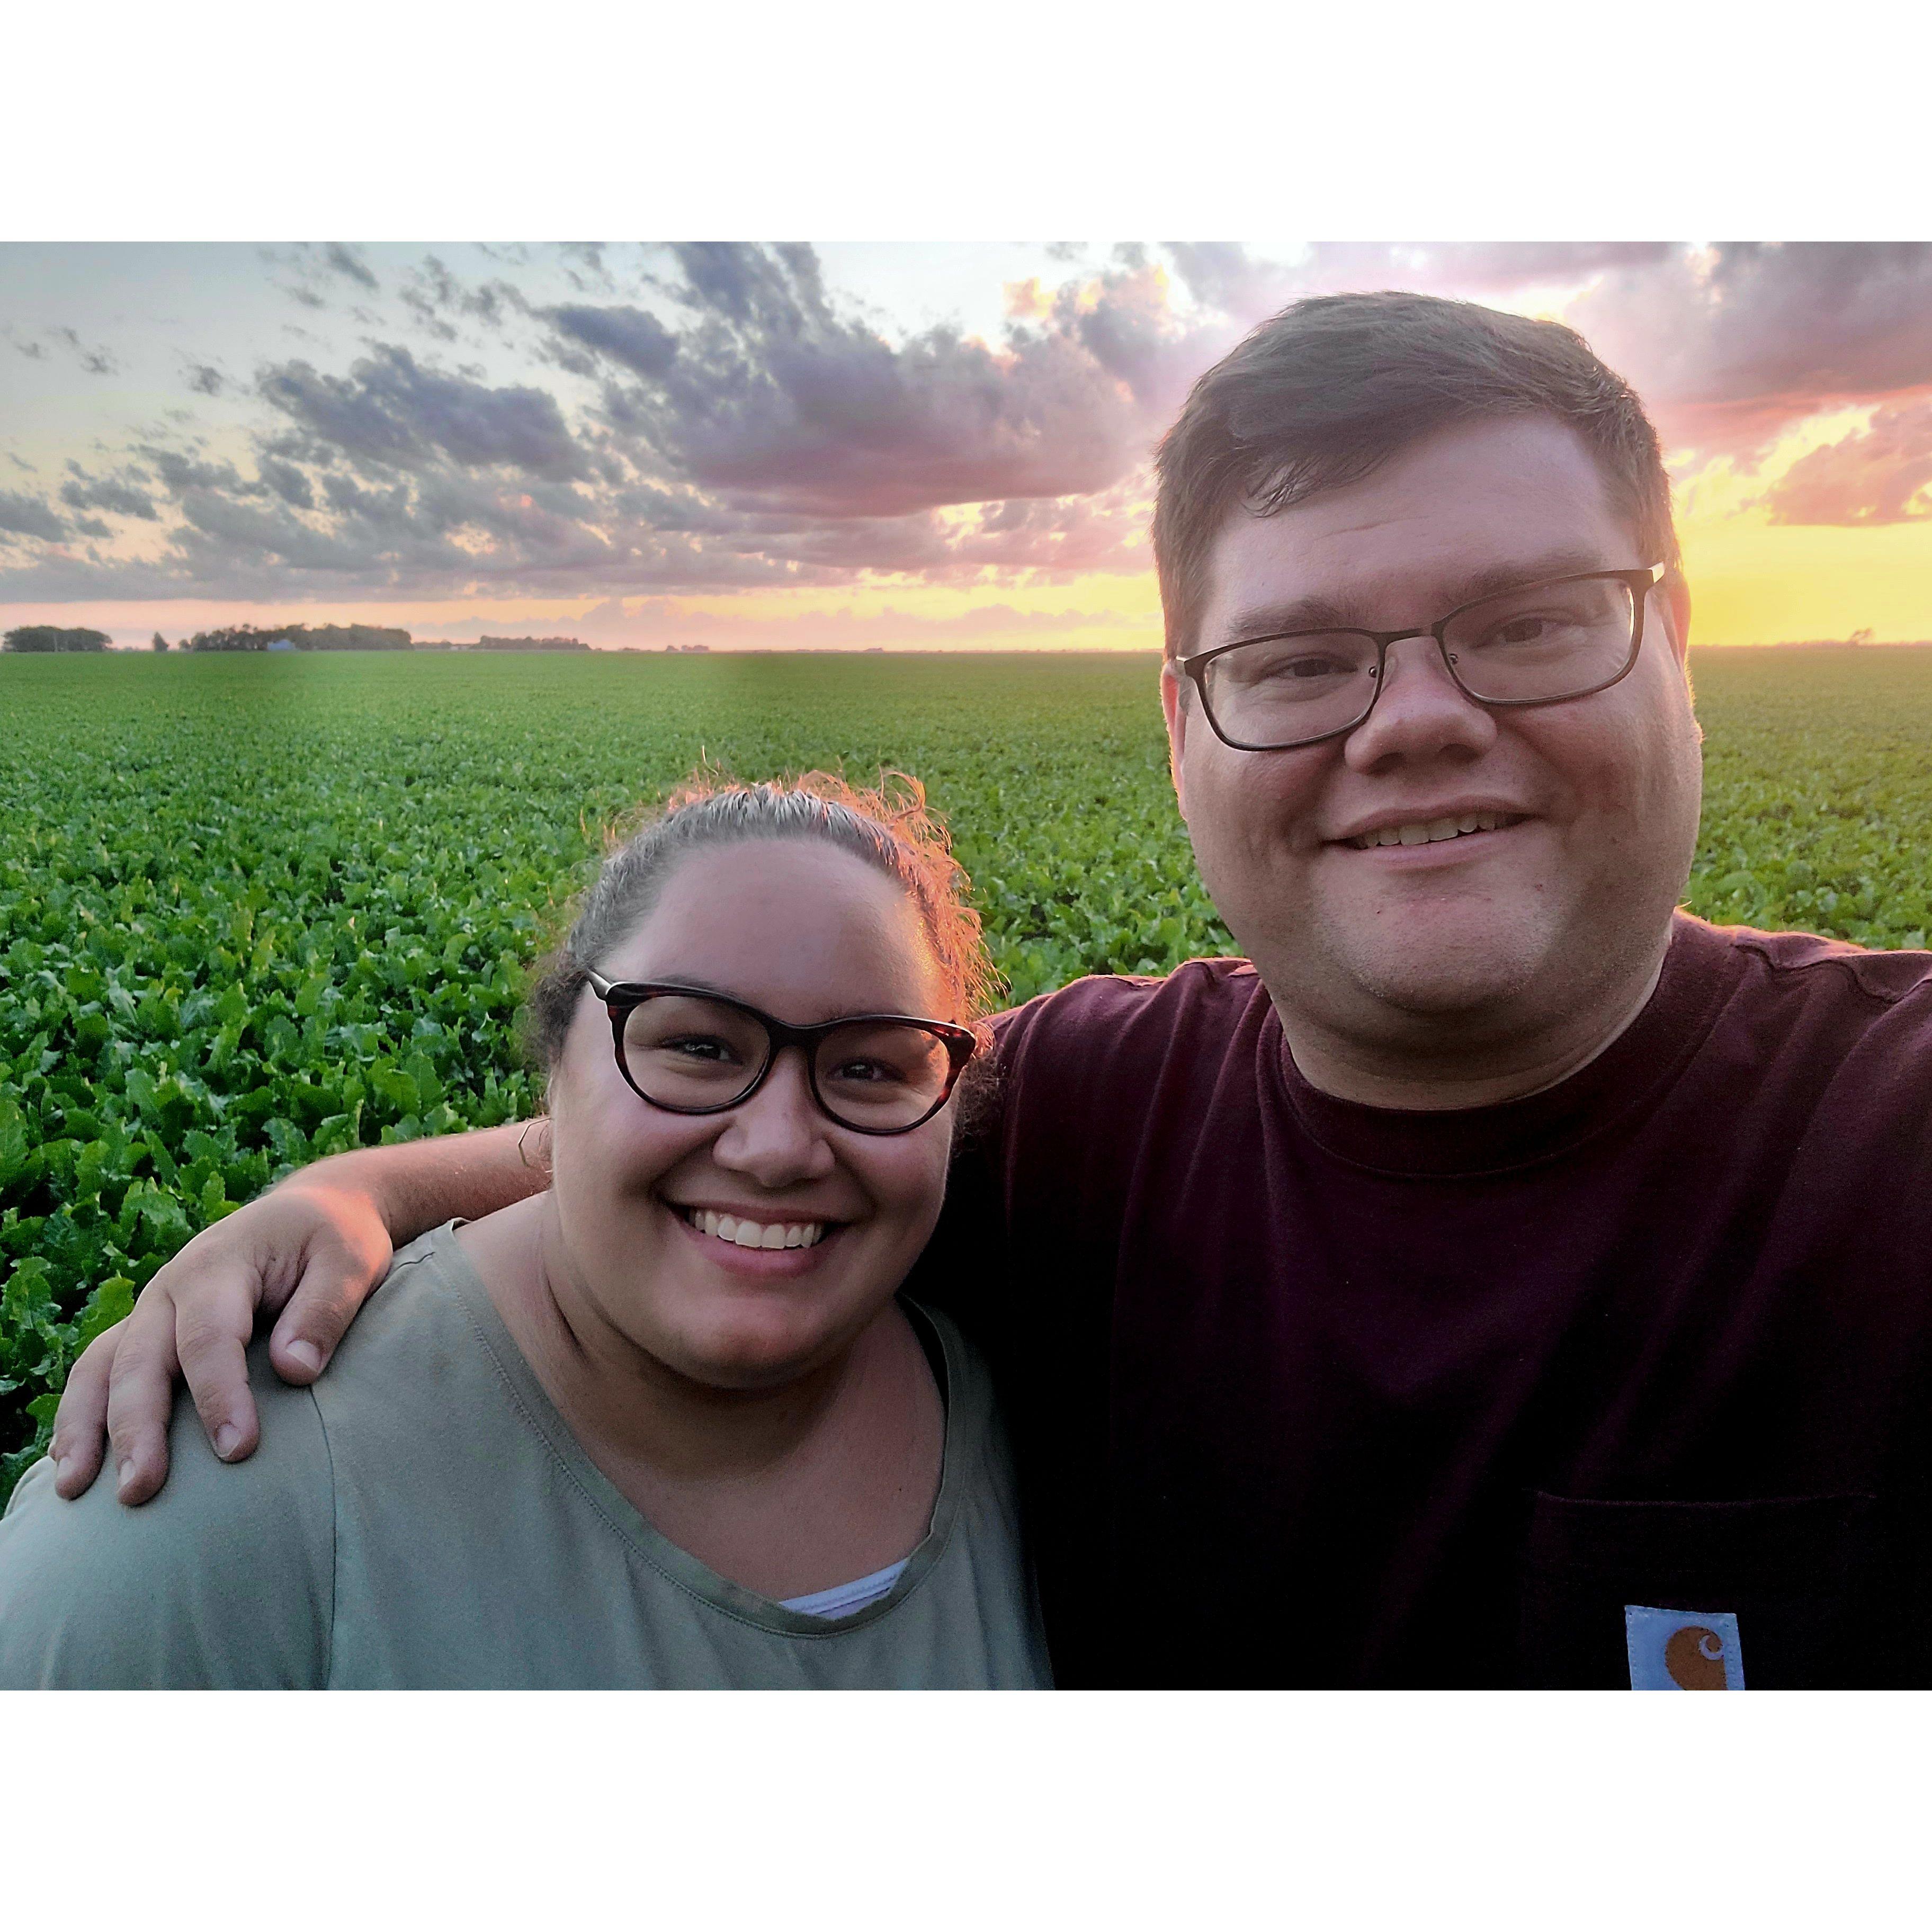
[1203,575,1640,748]
[618,992,955,1130]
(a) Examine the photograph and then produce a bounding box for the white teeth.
[685,1208,825,1250]
[1353,812,1517,850]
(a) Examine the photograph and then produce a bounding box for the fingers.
[174,1257,269,1468]
[49,1323,122,1498]
[103,1285,185,1506]
[265,1234,391,1385]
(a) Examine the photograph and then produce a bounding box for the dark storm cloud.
[258,344,591,481]
[59,470,160,521]
[1762,395,1932,525]
[0,490,68,541]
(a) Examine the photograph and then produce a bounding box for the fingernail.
[114,1459,135,1497]
[54,1455,74,1487]
[285,1339,323,1374]
[214,1423,241,1459]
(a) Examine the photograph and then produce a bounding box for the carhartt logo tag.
[1625,1605,1746,1689]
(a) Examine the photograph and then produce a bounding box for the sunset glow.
[6,243,1932,651]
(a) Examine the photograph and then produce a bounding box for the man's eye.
[1493,618,1550,645]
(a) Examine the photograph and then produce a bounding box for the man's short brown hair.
[1152,291,1680,659]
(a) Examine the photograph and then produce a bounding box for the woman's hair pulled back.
[523,766,999,1075]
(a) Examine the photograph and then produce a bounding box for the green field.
[4,645,1932,1496]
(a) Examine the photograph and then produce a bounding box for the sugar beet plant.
[0,650,1226,1497]
[5,645,1932,1501]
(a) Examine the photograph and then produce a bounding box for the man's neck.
[1275,926,1675,1113]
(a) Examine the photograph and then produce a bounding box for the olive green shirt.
[0,1225,1051,1688]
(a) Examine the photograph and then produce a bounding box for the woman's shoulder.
[0,1344,334,1687]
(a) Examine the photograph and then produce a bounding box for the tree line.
[182,622,413,651]
[2,626,111,652]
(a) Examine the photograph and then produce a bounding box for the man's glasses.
[1178,565,1668,753]
[584,972,979,1136]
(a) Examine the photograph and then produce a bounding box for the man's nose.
[1341,633,1498,772]
[709,1046,837,1185]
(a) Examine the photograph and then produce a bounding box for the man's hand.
[50,1178,394,1504]
[47,1118,547,1505]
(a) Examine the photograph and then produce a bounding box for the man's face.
[1159,414,1704,1057]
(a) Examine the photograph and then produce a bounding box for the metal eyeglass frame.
[1176,564,1669,753]
[584,970,980,1136]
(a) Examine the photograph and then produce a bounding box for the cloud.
[40,326,120,375]
[59,470,160,521]
[259,344,591,481]
[1564,243,1932,454]
[1762,393,1932,525]
[547,244,1218,524]
[399,254,514,342]
[323,243,379,292]
[28,238,1932,612]
[0,490,67,541]
[546,303,678,379]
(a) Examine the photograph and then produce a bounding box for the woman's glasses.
[584,972,978,1135]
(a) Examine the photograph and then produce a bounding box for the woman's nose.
[710,1046,837,1183]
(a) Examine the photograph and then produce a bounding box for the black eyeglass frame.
[583,970,980,1136]
[1177,564,1669,753]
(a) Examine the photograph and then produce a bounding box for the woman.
[0,773,1051,1687]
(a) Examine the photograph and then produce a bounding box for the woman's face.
[543,837,961,1390]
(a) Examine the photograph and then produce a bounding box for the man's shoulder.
[994,956,1268,1063]
[1690,918,1932,1063]
[1710,918,1932,1010]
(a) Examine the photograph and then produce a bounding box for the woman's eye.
[828,1058,902,1086]
[665,1035,737,1063]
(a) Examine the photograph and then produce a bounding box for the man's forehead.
[1196,416,1637,639]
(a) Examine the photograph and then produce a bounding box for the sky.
[5,240,1932,650]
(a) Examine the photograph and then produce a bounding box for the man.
[44,292,1932,1686]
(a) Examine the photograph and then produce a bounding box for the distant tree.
[2,625,111,652]
[474,634,590,652]
[1849,627,1876,647]
[151,630,170,652]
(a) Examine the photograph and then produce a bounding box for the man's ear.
[1159,658,1190,822]
[1662,571,1692,672]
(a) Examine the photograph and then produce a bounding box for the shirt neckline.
[1271,912,1743,1178]
[427,1224,971,1638]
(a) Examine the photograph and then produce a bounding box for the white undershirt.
[780,1558,911,1620]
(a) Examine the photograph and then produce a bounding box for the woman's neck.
[454,1195,944,1598]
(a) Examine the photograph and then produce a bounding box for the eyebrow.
[1209,548,1620,647]
[601,975,914,1025]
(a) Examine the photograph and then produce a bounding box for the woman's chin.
[657,1302,876,1392]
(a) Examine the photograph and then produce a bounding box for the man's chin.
[1320,912,1555,1020]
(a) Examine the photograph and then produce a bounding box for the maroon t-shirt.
[912,914,1932,1687]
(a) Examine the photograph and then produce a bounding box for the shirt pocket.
[1518,1490,1887,1688]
